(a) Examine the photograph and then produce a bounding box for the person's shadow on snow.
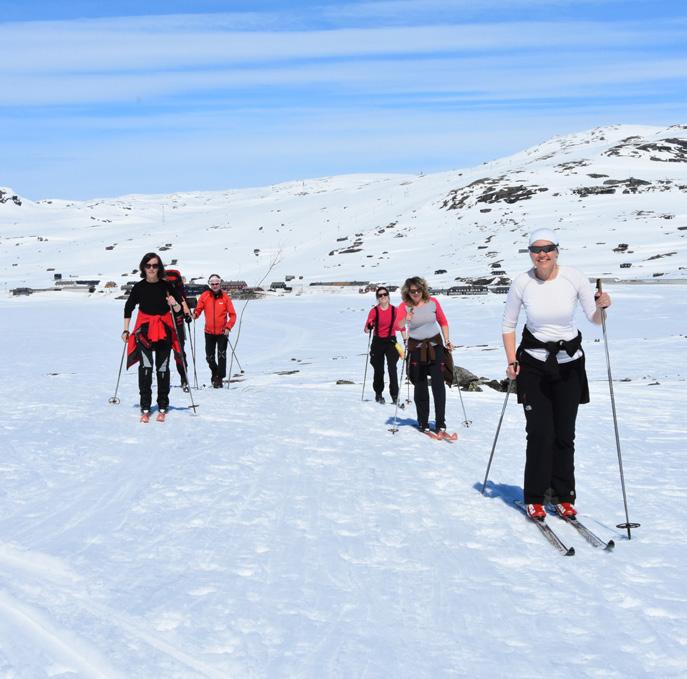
[475,480,522,511]
[384,416,419,429]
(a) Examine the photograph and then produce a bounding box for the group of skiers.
[121,228,612,521]
[122,253,236,422]
[364,228,612,521]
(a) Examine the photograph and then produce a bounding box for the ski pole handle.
[595,278,610,310]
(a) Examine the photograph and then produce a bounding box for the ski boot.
[526,503,546,520]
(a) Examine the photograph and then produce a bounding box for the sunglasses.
[209,281,221,286]
[408,288,421,294]
[145,263,160,269]
[528,244,558,254]
[377,292,388,298]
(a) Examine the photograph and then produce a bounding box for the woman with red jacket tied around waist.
[364,286,399,404]
[194,275,237,388]
[502,229,612,521]
[122,252,184,422]
[395,276,454,438]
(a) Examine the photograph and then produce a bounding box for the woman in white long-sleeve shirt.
[502,229,611,521]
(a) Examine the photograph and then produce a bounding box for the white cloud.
[1,17,683,75]
[1,49,686,107]
[324,0,639,21]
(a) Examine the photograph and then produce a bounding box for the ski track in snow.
[0,289,685,677]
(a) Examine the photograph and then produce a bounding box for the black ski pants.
[138,341,171,411]
[204,333,228,380]
[370,336,399,400]
[408,343,447,430]
[517,353,582,505]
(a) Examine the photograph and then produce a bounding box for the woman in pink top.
[395,276,454,435]
[364,286,399,404]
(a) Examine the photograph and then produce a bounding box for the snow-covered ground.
[1,284,685,677]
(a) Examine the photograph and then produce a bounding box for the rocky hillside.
[1,124,686,294]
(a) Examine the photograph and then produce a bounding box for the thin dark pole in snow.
[457,384,472,428]
[189,317,199,390]
[481,380,513,494]
[361,331,372,401]
[228,339,244,373]
[169,310,198,414]
[228,250,281,389]
[389,333,409,434]
[108,341,127,405]
[596,279,639,540]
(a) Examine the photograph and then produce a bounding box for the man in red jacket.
[193,274,237,388]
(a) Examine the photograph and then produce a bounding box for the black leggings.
[138,341,171,411]
[408,344,447,430]
[517,353,582,505]
[370,336,399,399]
[205,333,228,379]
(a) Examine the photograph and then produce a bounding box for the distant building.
[223,280,247,291]
[448,286,488,296]
[309,281,369,287]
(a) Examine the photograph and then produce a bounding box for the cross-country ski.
[547,506,616,551]
[514,501,575,556]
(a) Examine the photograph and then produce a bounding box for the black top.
[124,280,182,318]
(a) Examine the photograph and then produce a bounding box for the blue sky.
[1,0,685,199]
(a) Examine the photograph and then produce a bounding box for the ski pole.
[168,312,198,414]
[389,335,409,433]
[450,342,471,426]
[228,338,244,374]
[108,339,127,404]
[457,383,472,428]
[226,332,234,390]
[481,379,513,494]
[189,317,199,389]
[596,279,639,540]
[361,330,372,401]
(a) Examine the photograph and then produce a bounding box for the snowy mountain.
[1,124,686,294]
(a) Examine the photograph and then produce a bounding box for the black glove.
[367,322,374,330]
[185,314,193,324]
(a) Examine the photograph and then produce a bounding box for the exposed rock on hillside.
[605,136,687,163]
[442,178,548,210]
[0,188,22,206]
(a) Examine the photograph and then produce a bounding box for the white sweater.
[502,266,597,363]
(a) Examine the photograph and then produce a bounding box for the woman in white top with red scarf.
[502,229,611,521]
